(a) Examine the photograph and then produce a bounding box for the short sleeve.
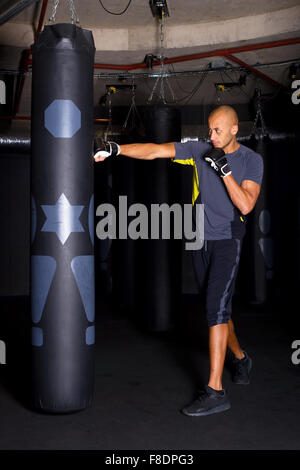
[243,151,264,186]
[173,141,210,163]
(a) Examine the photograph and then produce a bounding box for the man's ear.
[232,124,238,135]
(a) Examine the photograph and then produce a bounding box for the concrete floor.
[0,295,300,451]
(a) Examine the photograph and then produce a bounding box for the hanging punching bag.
[112,141,137,314]
[94,149,113,297]
[136,106,182,331]
[30,24,95,412]
[247,134,274,304]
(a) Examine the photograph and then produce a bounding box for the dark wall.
[0,153,30,296]
[1,97,299,300]
[94,103,253,127]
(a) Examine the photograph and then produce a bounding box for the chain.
[123,76,141,129]
[147,74,160,104]
[165,75,176,102]
[252,88,267,137]
[159,17,164,59]
[159,17,166,103]
[68,0,80,24]
[105,95,113,140]
[49,0,60,22]
[159,64,166,103]
[48,0,80,24]
[252,109,259,135]
[147,16,168,104]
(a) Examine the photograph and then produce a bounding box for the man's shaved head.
[209,105,239,126]
[208,105,240,153]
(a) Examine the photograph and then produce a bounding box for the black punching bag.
[112,152,137,314]
[30,24,95,412]
[247,135,274,304]
[94,152,113,297]
[137,106,182,331]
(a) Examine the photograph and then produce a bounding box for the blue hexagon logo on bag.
[44,99,81,138]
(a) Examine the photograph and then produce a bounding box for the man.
[94,105,264,417]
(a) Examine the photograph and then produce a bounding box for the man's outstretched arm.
[93,139,176,162]
[120,142,176,160]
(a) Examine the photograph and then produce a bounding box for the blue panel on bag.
[71,256,95,322]
[85,326,95,345]
[44,99,81,138]
[31,256,57,323]
[41,193,84,245]
[32,327,43,347]
[88,194,94,246]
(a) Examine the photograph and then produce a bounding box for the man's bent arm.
[119,142,176,160]
[223,175,261,216]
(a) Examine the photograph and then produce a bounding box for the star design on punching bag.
[41,193,84,244]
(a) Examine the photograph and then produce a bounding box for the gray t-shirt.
[173,141,264,240]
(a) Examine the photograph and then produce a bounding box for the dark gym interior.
[0,0,300,452]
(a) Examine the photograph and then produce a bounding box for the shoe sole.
[233,356,253,385]
[181,402,231,417]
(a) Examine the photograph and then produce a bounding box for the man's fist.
[203,148,232,178]
[93,137,120,161]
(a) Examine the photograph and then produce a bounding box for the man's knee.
[207,313,231,328]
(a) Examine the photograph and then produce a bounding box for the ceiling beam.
[0,0,40,26]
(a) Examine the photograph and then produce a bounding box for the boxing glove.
[93,137,120,159]
[203,148,232,178]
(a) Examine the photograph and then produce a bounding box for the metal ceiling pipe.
[92,37,300,71]
[0,134,31,153]
[35,0,48,41]
[12,35,300,118]
[0,116,111,122]
[238,132,296,142]
[0,0,40,26]
[0,115,31,120]
[14,0,48,115]
[14,48,31,115]
[0,131,295,155]
[93,36,300,89]
[225,53,282,89]
[22,37,300,71]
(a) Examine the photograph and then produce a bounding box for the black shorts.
[192,239,242,327]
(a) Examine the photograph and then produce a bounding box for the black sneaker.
[181,385,231,417]
[231,350,252,385]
